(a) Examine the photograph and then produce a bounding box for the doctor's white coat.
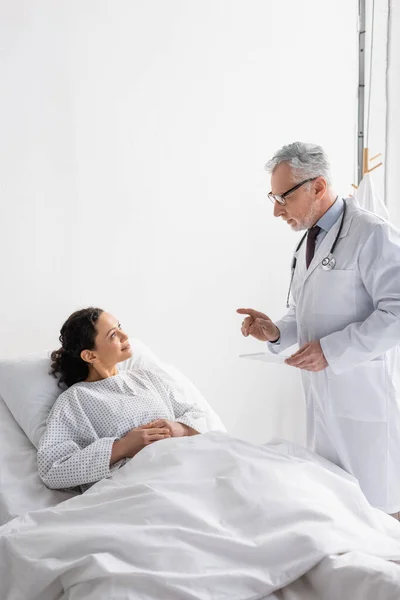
[271,198,400,513]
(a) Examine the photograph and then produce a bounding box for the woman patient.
[38,307,207,491]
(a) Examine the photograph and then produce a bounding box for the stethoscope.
[286,200,347,308]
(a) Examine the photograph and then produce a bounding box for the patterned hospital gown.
[37,368,207,491]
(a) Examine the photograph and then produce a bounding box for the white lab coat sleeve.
[268,303,298,354]
[37,399,120,490]
[320,222,400,374]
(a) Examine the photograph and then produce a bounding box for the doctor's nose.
[273,201,285,218]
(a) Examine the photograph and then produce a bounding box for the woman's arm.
[38,437,119,489]
[168,387,208,434]
[143,370,208,434]
[37,398,120,490]
[110,425,172,463]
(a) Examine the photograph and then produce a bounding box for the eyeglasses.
[268,177,317,206]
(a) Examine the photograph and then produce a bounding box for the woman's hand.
[143,419,197,438]
[110,426,171,464]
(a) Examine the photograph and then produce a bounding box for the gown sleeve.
[37,389,121,490]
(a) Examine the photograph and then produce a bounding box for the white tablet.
[239,352,290,365]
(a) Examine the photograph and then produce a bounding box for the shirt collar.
[316,197,344,233]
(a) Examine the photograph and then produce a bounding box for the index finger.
[147,428,171,435]
[237,308,262,319]
[286,355,309,367]
[139,420,166,429]
[286,348,312,367]
[287,343,310,359]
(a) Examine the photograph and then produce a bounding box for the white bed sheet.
[271,552,400,600]
[1,431,400,600]
[0,394,76,525]
[1,393,400,600]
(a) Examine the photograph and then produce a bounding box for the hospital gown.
[37,368,207,491]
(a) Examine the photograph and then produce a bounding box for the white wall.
[0,0,358,444]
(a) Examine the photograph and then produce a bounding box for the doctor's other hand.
[237,308,280,342]
[285,340,328,372]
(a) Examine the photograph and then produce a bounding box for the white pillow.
[0,352,60,449]
[0,339,225,448]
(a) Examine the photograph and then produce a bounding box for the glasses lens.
[268,194,284,205]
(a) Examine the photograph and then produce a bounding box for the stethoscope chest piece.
[286,199,347,305]
[321,253,336,271]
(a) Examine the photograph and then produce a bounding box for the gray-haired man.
[238,142,400,519]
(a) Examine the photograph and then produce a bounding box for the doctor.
[238,142,400,518]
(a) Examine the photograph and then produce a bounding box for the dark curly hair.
[50,307,104,388]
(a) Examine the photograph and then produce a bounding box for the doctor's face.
[270,163,321,231]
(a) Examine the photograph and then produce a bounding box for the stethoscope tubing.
[286,200,347,308]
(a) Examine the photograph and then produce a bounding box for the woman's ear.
[80,349,96,364]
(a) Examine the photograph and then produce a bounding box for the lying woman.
[37,307,207,491]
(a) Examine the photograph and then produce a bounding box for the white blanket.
[1,432,400,600]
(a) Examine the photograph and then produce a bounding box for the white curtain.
[385,1,400,228]
[360,1,388,202]
[363,0,400,228]
[355,172,389,220]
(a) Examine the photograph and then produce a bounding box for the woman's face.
[81,312,133,369]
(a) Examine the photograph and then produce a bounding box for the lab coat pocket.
[327,361,387,422]
[312,269,356,316]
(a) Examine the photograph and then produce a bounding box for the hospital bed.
[0,341,399,600]
[0,393,76,524]
[0,338,224,525]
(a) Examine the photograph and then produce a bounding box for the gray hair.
[265,142,332,186]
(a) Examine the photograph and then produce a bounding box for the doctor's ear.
[313,176,327,199]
